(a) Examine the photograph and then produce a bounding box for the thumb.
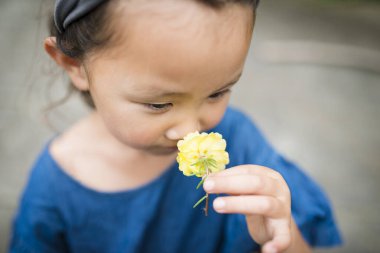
[262,222,291,253]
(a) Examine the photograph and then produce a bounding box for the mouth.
[162,146,178,151]
[147,145,178,156]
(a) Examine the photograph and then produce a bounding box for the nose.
[165,118,201,141]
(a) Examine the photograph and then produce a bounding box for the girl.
[10,0,342,252]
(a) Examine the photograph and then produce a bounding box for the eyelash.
[208,89,231,101]
[144,103,173,112]
[143,89,231,112]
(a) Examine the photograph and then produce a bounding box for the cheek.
[201,99,230,130]
[98,105,165,146]
[89,83,164,146]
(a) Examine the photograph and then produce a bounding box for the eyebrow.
[136,72,242,98]
[214,72,242,93]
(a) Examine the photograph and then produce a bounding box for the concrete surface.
[1,0,380,252]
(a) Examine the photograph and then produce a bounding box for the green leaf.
[191,161,200,167]
[196,177,206,189]
[193,195,207,208]
[209,158,217,167]
[207,159,217,168]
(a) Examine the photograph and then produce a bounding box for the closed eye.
[208,89,231,101]
[144,103,173,112]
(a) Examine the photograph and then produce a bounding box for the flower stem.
[193,158,216,216]
[203,163,210,216]
[204,192,209,216]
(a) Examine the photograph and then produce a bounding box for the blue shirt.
[9,107,342,253]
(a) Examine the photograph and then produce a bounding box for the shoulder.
[21,113,102,200]
[11,143,69,252]
[20,141,63,205]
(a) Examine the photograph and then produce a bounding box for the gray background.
[1,0,380,252]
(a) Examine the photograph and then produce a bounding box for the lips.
[162,146,178,150]
[161,143,178,149]
[148,145,178,155]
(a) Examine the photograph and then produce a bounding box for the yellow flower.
[176,132,229,177]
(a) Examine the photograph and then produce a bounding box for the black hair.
[48,0,259,108]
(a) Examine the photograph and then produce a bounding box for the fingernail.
[213,198,225,210]
[265,244,277,253]
[203,180,214,191]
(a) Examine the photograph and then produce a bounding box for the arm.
[9,201,68,253]
[9,161,68,252]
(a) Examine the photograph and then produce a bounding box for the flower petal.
[176,131,229,177]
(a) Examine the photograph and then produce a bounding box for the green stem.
[203,162,210,216]
[193,195,207,208]
[193,158,216,215]
[196,177,206,189]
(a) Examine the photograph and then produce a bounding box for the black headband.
[54,0,106,33]
[54,0,259,34]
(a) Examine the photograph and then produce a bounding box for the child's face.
[85,1,253,155]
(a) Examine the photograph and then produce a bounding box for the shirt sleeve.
[224,108,343,248]
[9,153,69,253]
[9,201,68,253]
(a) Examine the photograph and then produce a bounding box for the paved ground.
[1,0,380,252]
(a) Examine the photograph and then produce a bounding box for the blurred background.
[1,0,379,252]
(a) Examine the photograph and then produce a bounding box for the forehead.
[89,0,253,93]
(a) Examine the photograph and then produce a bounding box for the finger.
[213,195,286,218]
[262,221,291,253]
[204,174,284,198]
[211,165,284,182]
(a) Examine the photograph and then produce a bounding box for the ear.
[44,37,90,91]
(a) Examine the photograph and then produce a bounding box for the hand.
[203,165,298,253]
